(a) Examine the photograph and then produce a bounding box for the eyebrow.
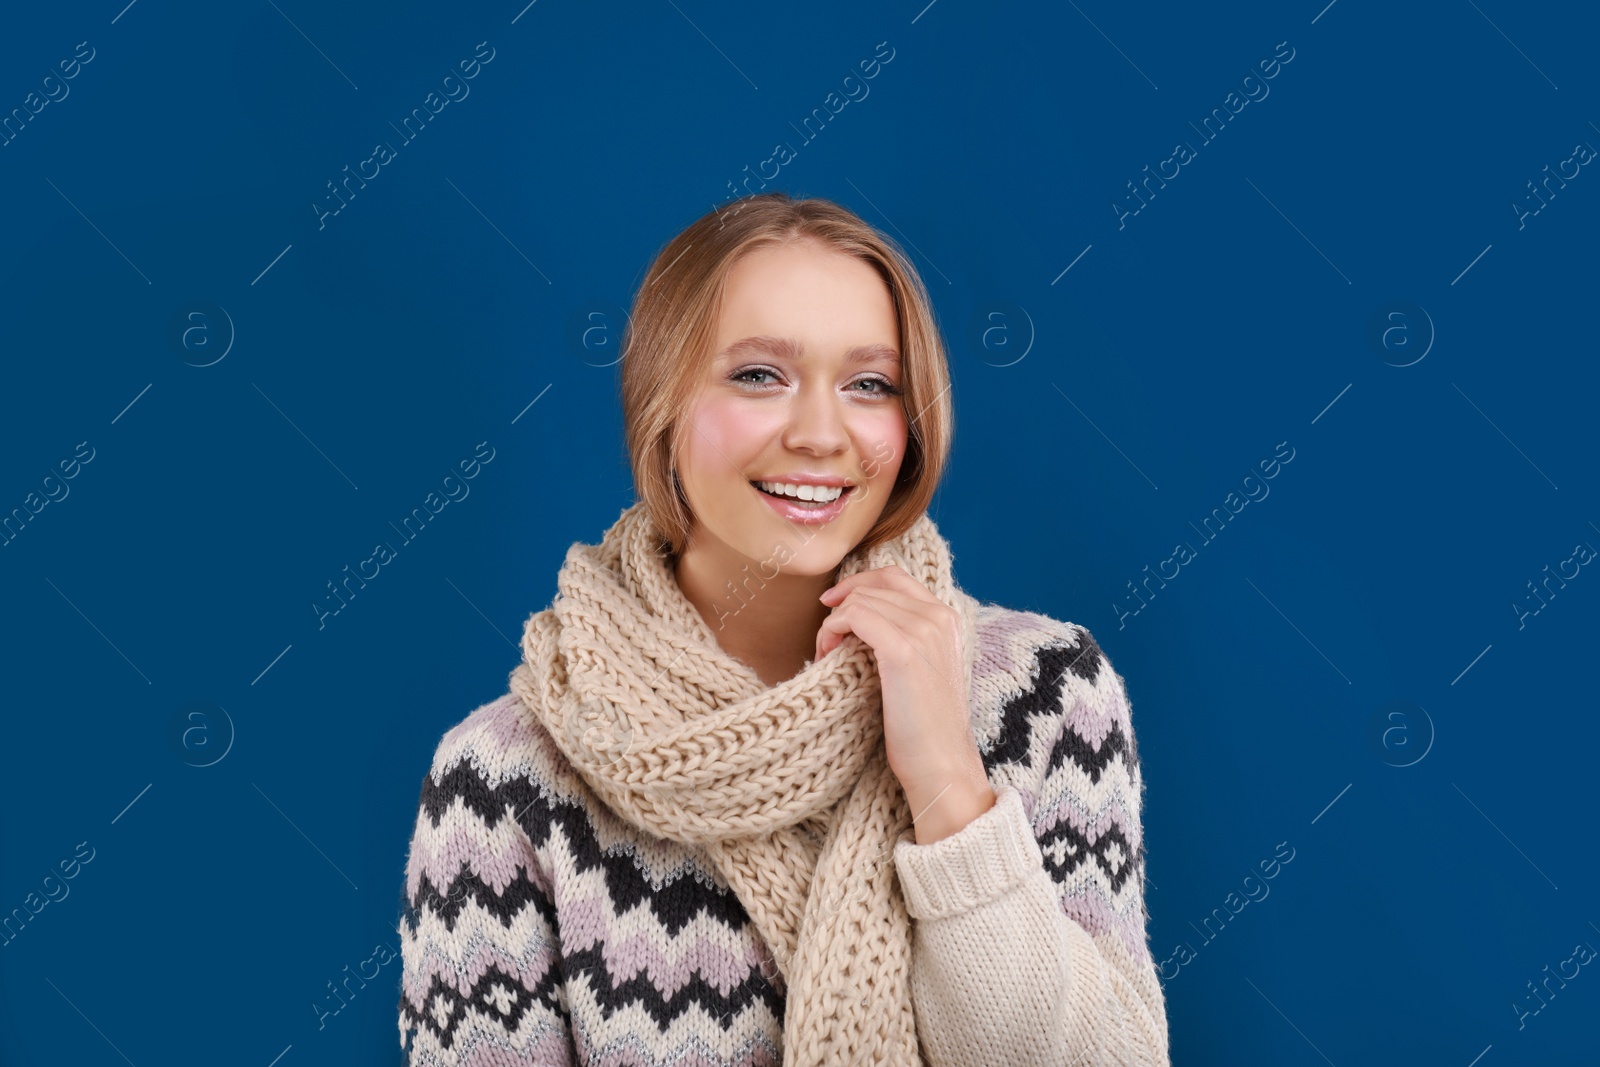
[716,335,901,366]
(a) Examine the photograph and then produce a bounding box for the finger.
[823,564,934,604]
[816,592,931,666]
[817,598,895,660]
[840,586,958,651]
[831,590,966,685]
[815,623,865,661]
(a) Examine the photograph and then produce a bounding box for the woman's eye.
[729,368,901,396]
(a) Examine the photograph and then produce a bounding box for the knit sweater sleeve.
[397,733,577,1065]
[892,630,1170,1066]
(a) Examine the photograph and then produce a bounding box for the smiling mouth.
[749,481,855,509]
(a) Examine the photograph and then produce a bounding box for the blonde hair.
[619,192,953,559]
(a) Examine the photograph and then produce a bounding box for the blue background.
[2,1,1596,1064]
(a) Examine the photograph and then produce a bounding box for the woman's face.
[676,238,909,577]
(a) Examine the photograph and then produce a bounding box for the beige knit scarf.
[508,501,979,1065]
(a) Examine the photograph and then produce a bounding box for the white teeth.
[757,480,845,503]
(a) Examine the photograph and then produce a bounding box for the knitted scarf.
[508,501,980,1065]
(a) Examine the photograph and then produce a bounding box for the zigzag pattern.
[980,639,1105,770]
[969,607,1151,959]
[397,604,1157,1064]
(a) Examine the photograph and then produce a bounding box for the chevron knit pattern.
[397,605,1169,1065]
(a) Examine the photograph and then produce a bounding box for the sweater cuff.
[893,783,1044,922]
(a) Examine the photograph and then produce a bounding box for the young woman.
[397,193,1169,1066]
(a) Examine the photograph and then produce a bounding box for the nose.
[781,379,850,456]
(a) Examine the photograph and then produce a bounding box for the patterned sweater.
[397,603,1170,1065]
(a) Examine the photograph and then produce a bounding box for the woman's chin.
[731,527,855,578]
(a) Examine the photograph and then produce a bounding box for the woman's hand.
[816,565,996,844]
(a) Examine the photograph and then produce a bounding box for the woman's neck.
[673,544,838,687]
